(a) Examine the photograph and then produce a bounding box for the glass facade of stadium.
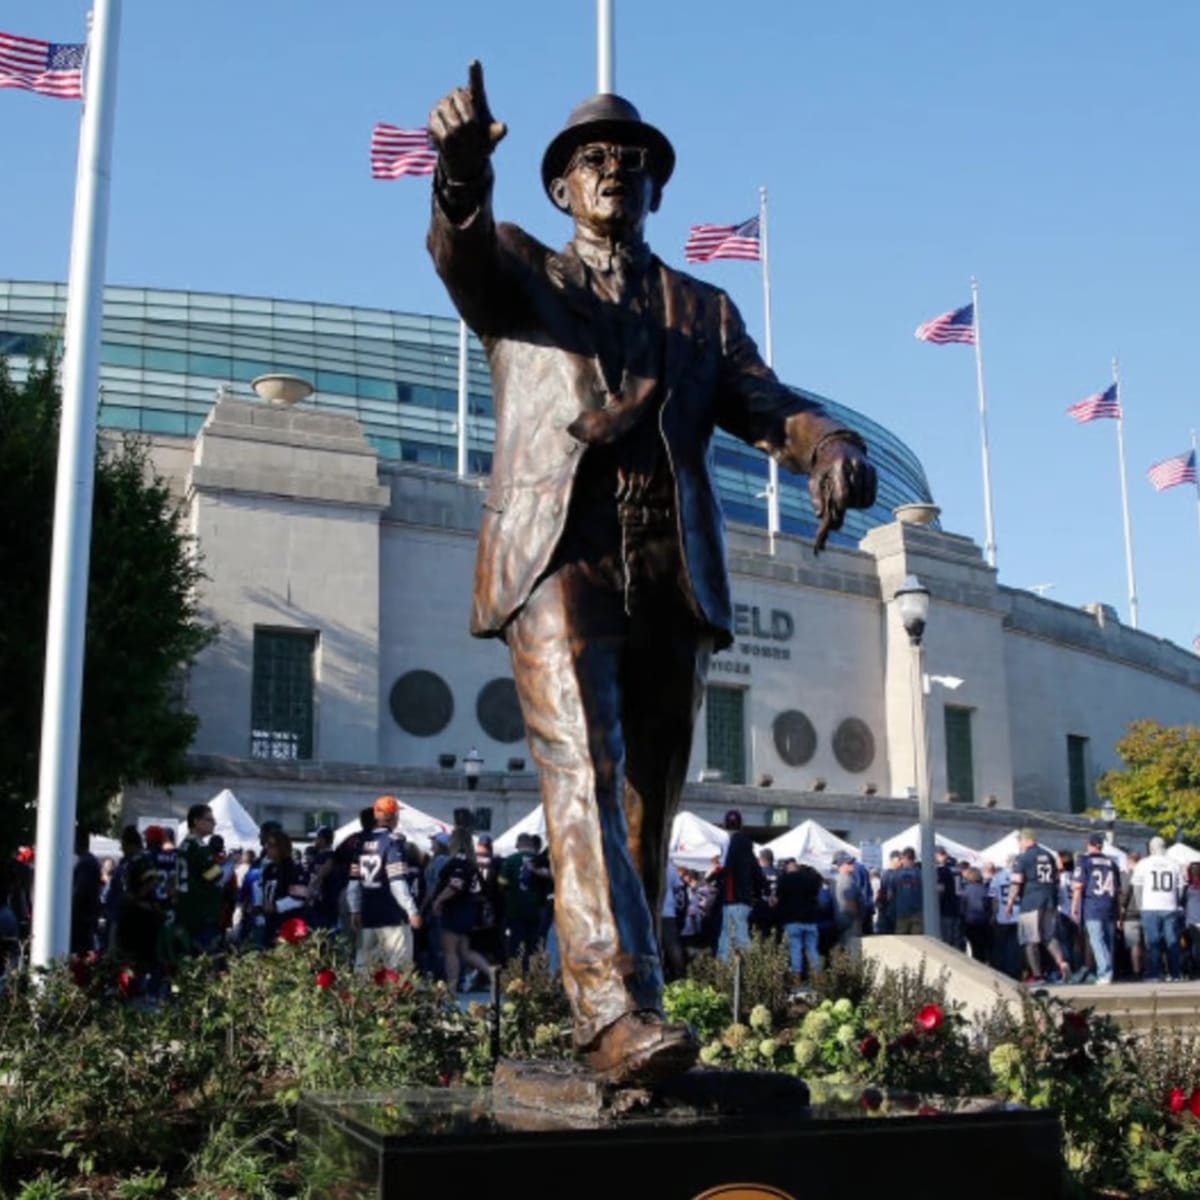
[0,280,936,547]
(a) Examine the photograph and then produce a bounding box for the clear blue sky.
[7,1,1200,654]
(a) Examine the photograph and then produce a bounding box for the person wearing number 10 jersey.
[1071,833,1119,984]
[1132,837,1183,981]
[346,794,423,974]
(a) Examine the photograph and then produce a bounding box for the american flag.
[370,124,437,180]
[914,303,976,345]
[1192,634,1200,656]
[1147,450,1197,492]
[0,30,84,100]
[684,217,761,263]
[1067,383,1121,423]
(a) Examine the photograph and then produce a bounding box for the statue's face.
[560,141,657,238]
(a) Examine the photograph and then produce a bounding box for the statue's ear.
[549,178,572,213]
[649,181,663,214]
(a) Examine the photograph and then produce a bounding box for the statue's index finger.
[468,60,487,108]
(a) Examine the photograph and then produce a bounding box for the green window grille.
[705,685,746,785]
[1067,735,1089,814]
[943,706,975,804]
[251,628,316,760]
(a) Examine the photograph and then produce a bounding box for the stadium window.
[705,685,746,785]
[250,628,317,762]
[944,707,975,804]
[1067,735,1090,814]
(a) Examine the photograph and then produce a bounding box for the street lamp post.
[894,574,939,939]
[1101,798,1116,845]
[464,747,483,792]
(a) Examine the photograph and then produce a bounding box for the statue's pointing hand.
[809,436,878,555]
[429,60,507,180]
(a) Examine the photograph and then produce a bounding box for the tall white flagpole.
[760,186,780,555]
[1113,356,1139,629]
[456,319,469,478]
[597,0,615,92]
[970,277,998,570]
[31,0,123,968]
[1192,430,1200,554]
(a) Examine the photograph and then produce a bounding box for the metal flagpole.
[597,0,615,92]
[1191,430,1200,553]
[31,0,123,968]
[760,186,780,555]
[1112,356,1139,629]
[970,277,998,570]
[456,319,469,478]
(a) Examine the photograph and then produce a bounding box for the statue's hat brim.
[541,93,675,199]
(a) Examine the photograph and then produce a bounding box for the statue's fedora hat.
[541,93,675,199]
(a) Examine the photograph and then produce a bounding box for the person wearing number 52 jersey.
[1071,833,1119,985]
[1132,836,1183,981]
[1007,829,1070,983]
[346,795,423,974]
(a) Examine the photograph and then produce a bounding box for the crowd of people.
[3,802,1199,995]
[668,816,1200,988]
[0,795,559,996]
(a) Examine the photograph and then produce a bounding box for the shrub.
[663,978,731,1042]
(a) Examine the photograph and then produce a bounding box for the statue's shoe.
[582,1010,698,1086]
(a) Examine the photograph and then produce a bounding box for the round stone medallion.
[832,717,875,773]
[772,710,817,767]
[476,677,525,744]
[389,669,454,737]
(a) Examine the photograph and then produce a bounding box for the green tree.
[0,352,214,847]
[1097,719,1200,844]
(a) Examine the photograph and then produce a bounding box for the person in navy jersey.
[346,795,423,973]
[890,847,924,935]
[430,828,495,992]
[260,829,308,946]
[935,846,960,948]
[1006,829,1071,983]
[1071,833,1119,985]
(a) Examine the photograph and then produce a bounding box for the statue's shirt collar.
[569,231,652,278]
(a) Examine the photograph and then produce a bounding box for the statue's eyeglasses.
[568,144,649,174]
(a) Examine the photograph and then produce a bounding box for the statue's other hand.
[429,60,507,179]
[808,441,877,554]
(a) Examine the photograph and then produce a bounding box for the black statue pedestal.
[297,1069,1062,1200]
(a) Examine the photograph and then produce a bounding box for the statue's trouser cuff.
[506,559,710,1049]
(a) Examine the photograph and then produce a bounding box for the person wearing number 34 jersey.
[1071,833,1119,984]
[346,795,423,974]
[1132,836,1183,981]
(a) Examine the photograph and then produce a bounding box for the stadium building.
[3,279,1197,849]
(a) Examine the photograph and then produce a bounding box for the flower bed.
[2,935,1199,1196]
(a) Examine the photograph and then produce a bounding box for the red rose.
[316,968,337,990]
[859,1035,881,1061]
[374,968,401,986]
[918,1103,941,1117]
[860,1088,883,1111]
[1189,1088,1200,1119]
[915,1004,945,1033]
[117,967,137,998]
[438,1073,451,1087]
[1169,1088,1187,1114]
[279,917,310,944]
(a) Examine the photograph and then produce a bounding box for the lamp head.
[894,574,931,645]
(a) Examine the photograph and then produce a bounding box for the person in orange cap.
[346,795,423,973]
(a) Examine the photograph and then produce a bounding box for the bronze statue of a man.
[428,63,877,1084]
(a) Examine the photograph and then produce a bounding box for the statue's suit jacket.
[428,174,852,649]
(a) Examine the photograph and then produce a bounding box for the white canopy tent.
[332,799,452,855]
[492,805,549,856]
[669,811,730,871]
[88,834,122,860]
[763,819,858,871]
[1168,841,1200,868]
[492,807,737,870]
[174,788,261,851]
[977,829,1054,867]
[884,824,983,868]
